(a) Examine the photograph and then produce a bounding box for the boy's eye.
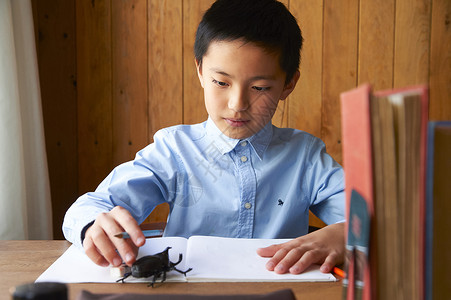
[212,79,228,87]
[252,86,270,92]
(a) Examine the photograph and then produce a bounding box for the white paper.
[36,236,336,283]
[36,237,188,283]
[185,236,336,282]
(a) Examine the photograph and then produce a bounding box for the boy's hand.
[83,206,146,267]
[256,222,345,274]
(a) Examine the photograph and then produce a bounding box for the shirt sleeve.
[62,128,179,249]
[305,136,345,225]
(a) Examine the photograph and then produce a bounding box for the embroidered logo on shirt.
[278,199,284,206]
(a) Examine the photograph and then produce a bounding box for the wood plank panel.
[288,0,325,229]
[394,3,431,300]
[146,0,184,223]
[272,100,289,128]
[359,2,396,291]
[429,0,451,121]
[77,0,113,194]
[393,0,431,88]
[288,0,323,138]
[322,0,359,165]
[33,0,78,239]
[148,0,183,138]
[183,0,214,125]
[358,0,395,90]
[112,0,149,166]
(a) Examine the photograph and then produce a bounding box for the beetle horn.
[171,253,183,266]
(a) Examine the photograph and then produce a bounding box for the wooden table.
[0,240,342,300]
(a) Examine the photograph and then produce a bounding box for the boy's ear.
[195,59,204,88]
[280,70,300,100]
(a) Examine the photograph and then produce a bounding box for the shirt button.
[241,141,248,147]
[240,156,248,162]
[244,202,252,209]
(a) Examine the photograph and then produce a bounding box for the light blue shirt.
[63,118,345,249]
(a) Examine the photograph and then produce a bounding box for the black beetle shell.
[131,256,166,278]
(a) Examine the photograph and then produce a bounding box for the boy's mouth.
[225,118,249,127]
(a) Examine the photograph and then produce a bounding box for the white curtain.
[0,0,52,239]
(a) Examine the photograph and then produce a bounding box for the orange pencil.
[333,267,346,278]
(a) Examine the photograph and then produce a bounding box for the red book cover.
[340,84,375,300]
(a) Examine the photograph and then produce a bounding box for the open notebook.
[36,236,337,283]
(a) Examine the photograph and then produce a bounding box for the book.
[343,190,371,300]
[340,84,375,300]
[340,84,428,300]
[374,85,429,300]
[36,236,337,283]
[425,122,451,300]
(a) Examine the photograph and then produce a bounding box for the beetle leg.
[116,272,132,283]
[148,274,157,287]
[173,267,193,276]
[148,271,163,288]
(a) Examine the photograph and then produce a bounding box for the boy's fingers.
[263,246,291,271]
[110,207,145,247]
[287,249,322,274]
[272,247,306,274]
[258,240,303,272]
[88,211,137,266]
[256,244,282,257]
[106,214,143,265]
[84,228,122,267]
[100,228,137,266]
[257,224,345,275]
[126,239,140,257]
[82,206,143,267]
[83,236,109,267]
[320,253,339,273]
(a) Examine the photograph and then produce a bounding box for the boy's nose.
[228,89,249,112]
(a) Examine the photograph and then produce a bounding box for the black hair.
[194,0,303,83]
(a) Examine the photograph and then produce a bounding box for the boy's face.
[196,39,299,140]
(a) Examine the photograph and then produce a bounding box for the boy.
[63,0,345,275]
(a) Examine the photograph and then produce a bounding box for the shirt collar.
[206,117,240,154]
[246,121,273,160]
[205,117,273,160]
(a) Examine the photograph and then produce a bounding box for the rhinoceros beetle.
[117,246,192,287]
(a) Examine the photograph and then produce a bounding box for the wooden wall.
[32,0,451,239]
